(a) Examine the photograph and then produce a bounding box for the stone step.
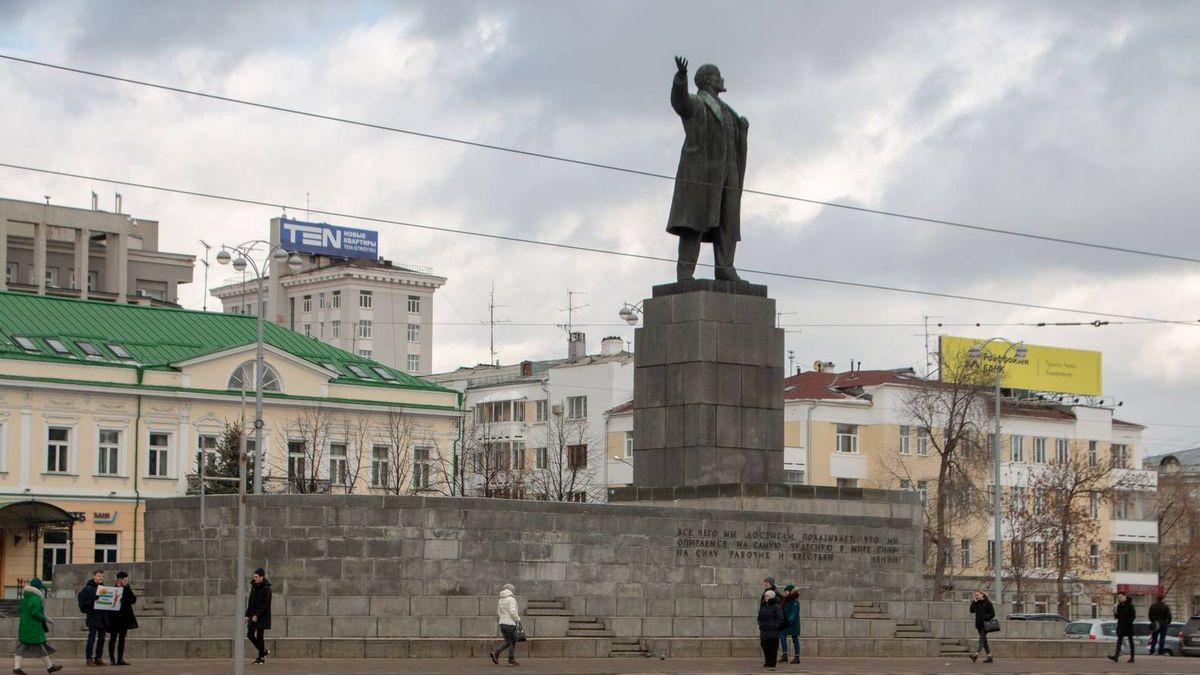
[566,629,614,637]
[524,608,574,616]
[851,612,888,619]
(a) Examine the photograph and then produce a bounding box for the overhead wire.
[2,53,1198,266]
[3,161,1197,327]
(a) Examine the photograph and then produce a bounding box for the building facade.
[1,195,194,304]
[0,291,460,595]
[210,217,445,375]
[1146,447,1200,618]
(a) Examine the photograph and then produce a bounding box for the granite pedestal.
[632,280,784,487]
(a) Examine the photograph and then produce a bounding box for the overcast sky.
[2,1,1198,455]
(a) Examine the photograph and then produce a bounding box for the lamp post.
[618,302,642,326]
[968,338,1028,611]
[217,241,299,675]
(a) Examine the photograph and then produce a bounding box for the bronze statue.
[666,56,749,282]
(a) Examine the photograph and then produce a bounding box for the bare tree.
[1000,476,1047,612]
[460,417,522,498]
[525,411,603,502]
[331,413,372,494]
[1156,463,1200,606]
[902,355,994,599]
[274,404,334,493]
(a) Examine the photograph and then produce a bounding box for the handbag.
[514,623,528,642]
[983,618,1000,633]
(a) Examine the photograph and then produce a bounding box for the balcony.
[1111,519,1158,543]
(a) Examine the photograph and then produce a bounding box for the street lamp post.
[968,338,1028,611]
[216,240,300,675]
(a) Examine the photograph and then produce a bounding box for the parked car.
[1133,621,1186,656]
[1010,613,1069,622]
[1065,619,1187,656]
[1064,619,1116,642]
[1181,616,1200,657]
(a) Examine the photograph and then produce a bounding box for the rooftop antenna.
[556,290,589,336]
[787,349,796,375]
[306,192,311,221]
[114,192,122,214]
[776,310,796,328]
[91,191,98,211]
[199,240,212,311]
[486,282,510,366]
[920,314,944,377]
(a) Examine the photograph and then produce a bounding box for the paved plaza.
[44,655,1200,674]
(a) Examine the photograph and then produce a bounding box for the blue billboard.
[278,218,379,260]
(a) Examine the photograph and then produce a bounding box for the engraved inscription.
[674,525,905,567]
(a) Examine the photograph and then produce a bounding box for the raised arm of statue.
[671,56,694,119]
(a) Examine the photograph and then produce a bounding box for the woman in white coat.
[488,583,521,666]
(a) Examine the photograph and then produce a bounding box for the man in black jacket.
[1108,592,1136,663]
[244,568,272,665]
[1148,595,1173,655]
[77,569,109,666]
[106,571,138,666]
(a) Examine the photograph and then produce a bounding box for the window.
[916,429,929,456]
[1112,493,1131,520]
[534,447,548,470]
[623,431,634,458]
[898,425,911,455]
[4,262,14,284]
[331,320,341,338]
[535,400,549,422]
[1034,595,1049,613]
[986,484,997,515]
[372,367,397,381]
[408,295,420,313]
[41,530,69,581]
[407,354,420,372]
[196,434,218,474]
[835,424,859,454]
[1055,438,1070,465]
[1033,437,1047,464]
[359,290,373,309]
[1090,493,1100,519]
[836,478,859,488]
[346,364,371,379]
[1033,489,1047,515]
[567,444,588,469]
[357,320,372,339]
[46,427,70,473]
[961,539,973,568]
[1010,436,1025,463]
[784,470,805,485]
[566,396,587,420]
[359,349,372,359]
[1012,485,1027,513]
[44,268,57,287]
[329,443,348,486]
[13,336,39,353]
[412,446,433,490]
[148,432,170,477]
[303,323,312,337]
[227,362,282,392]
[1088,440,1098,467]
[302,295,312,312]
[287,440,306,483]
[986,540,995,569]
[332,290,341,308]
[1033,541,1047,568]
[318,292,326,309]
[371,445,390,487]
[1011,541,1026,569]
[76,340,102,358]
[96,429,120,475]
[899,479,910,490]
[913,480,928,505]
[407,323,420,343]
[45,338,71,355]
[107,343,133,360]
[1089,543,1100,571]
[93,532,118,564]
[1111,444,1130,469]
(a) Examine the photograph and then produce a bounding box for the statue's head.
[694,64,725,94]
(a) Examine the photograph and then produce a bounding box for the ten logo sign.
[278,218,379,260]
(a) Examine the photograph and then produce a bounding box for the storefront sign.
[93,512,117,524]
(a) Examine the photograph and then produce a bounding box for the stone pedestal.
[632,280,784,487]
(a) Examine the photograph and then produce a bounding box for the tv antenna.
[199,240,212,311]
[556,290,589,335]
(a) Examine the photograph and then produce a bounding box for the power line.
[1,160,1197,326]
[2,53,1198,266]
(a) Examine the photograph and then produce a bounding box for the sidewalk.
[48,655,1200,674]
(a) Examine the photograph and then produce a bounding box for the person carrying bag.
[969,590,997,663]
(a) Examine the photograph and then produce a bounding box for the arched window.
[228,361,282,392]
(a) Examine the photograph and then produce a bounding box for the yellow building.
[783,367,1156,616]
[0,291,460,595]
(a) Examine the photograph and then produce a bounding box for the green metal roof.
[0,291,448,393]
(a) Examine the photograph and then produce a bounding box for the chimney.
[600,336,623,356]
[568,332,586,361]
[520,360,533,377]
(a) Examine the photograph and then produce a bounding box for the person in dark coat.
[107,571,138,666]
[1109,592,1136,663]
[244,568,272,665]
[78,568,109,666]
[969,590,995,663]
[666,55,749,282]
[1148,595,1172,655]
[757,590,784,669]
[759,577,778,605]
[779,585,801,664]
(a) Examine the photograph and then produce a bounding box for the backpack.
[77,585,91,613]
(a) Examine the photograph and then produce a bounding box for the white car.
[1064,619,1117,642]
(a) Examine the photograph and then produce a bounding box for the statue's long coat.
[666,70,748,242]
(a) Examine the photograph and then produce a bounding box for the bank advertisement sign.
[278,218,378,260]
[938,335,1102,396]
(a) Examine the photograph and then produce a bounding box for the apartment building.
[1,195,194,304]
[0,291,459,594]
[1146,447,1200,618]
[211,217,445,375]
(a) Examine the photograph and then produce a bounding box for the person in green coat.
[779,584,801,664]
[14,577,63,674]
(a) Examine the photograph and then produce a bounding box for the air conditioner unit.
[551,404,563,417]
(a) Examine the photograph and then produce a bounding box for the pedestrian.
[1109,592,1136,663]
[107,571,138,666]
[13,577,62,674]
[488,583,521,667]
[243,568,272,665]
[77,568,109,666]
[757,589,784,669]
[779,584,800,664]
[968,590,995,663]
[760,577,778,605]
[1148,595,1172,656]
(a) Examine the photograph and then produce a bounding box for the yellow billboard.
[938,336,1102,396]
